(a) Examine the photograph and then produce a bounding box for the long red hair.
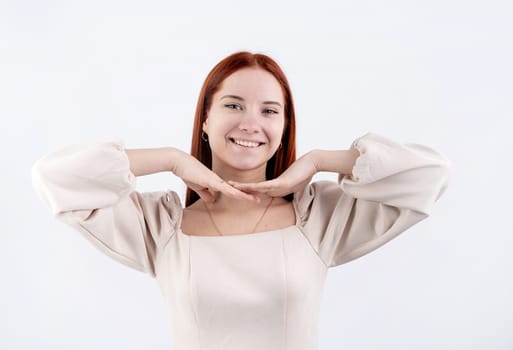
[186,52,297,206]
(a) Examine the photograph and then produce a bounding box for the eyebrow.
[221,95,282,108]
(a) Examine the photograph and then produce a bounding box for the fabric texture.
[32,132,451,350]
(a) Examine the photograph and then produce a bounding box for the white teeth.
[233,139,260,148]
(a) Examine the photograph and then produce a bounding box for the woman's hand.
[170,149,259,203]
[228,152,319,197]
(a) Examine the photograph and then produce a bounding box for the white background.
[2,0,512,349]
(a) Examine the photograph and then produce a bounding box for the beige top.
[32,132,450,350]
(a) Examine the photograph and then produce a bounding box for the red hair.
[186,51,297,206]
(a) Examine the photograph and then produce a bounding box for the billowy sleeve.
[295,132,451,268]
[31,141,181,277]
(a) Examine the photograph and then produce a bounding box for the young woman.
[32,51,451,350]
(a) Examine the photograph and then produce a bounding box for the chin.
[223,157,270,171]
[230,162,267,171]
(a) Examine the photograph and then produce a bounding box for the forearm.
[309,148,360,175]
[125,147,183,176]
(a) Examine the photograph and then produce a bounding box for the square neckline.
[177,195,302,238]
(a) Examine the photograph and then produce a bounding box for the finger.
[265,189,289,197]
[215,182,260,202]
[228,180,279,193]
[224,185,260,202]
[227,180,259,190]
[232,180,295,198]
[185,178,258,203]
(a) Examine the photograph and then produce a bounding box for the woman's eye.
[225,103,242,110]
[263,108,278,115]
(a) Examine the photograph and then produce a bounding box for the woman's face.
[203,67,285,176]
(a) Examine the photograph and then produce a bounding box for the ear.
[202,119,209,133]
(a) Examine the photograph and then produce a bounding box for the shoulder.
[295,180,344,210]
[131,190,184,233]
[293,180,351,224]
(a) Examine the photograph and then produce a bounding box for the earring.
[201,131,208,142]
[279,142,283,149]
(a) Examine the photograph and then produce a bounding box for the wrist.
[307,150,323,173]
[309,149,360,175]
[167,147,186,174]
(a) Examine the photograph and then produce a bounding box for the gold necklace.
[203,197,274,236]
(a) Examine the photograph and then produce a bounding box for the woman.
[32,51,451,350]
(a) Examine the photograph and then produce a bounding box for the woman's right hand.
[170,149,259,203]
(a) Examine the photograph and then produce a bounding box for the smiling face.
[203,67,286,179]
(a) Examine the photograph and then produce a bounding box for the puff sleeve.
[31,141,181,277]
[295,132,451,268]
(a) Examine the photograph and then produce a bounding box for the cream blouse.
[32,132,450,350]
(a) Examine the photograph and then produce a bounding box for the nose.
[238,108,260,134]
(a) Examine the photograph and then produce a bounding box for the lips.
[229,138,265,148]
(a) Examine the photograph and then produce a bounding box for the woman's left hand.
[228,152,319,197]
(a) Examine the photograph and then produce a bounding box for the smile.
[229,138,264,148]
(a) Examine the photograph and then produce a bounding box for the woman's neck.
[208,192,272,212]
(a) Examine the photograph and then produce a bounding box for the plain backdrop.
[2,0,512,349]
